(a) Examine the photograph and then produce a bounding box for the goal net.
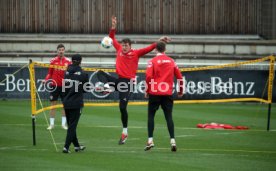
[28,55,275,116]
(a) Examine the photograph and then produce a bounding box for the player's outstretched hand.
[144,93,149,99]
[159,36,171,43]
[111,15,117,29]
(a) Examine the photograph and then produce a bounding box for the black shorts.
[148,95,173,114]
[49,85,64,101]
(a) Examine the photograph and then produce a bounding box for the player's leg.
[161,95,176,152]
[47,85,59,130]
[47,101,57,130]
[97,70,116,83]
[73,108,86,152]
[61,109,67,129]
[63,108,72,153]
[59,87,67,130]
[63,108,83,153]
[144,95,160,151]
[118,78,132,145]
[118,91,130,144]
[96,70,117,93]
[70,108,85,152]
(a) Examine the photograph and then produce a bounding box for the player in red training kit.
[97,16,171,145]
[44,44,71,130]
[144,41,184,152]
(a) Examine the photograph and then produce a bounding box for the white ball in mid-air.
[101,36,113,48]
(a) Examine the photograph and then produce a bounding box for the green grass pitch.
[0,100,276,171]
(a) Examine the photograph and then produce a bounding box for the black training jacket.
[62,64,90,109]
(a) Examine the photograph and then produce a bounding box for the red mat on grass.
[197,123,249,130]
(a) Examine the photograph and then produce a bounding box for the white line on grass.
[0,146,48,151]
[184,148,276,154]
[176,135,197,137]
[201,153,250,157]
[0,123,275,132]
[0,146,26,150]
[174,132,245,139]
[214,132,244,135]
[1,145,275,154]
[93,146,276,154]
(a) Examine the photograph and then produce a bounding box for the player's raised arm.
[136,36,172,57]
[111,15,116,29]
[109,15,120,51]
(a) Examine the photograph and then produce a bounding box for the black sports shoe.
[171,144,177,152]
[62,147,71,153]
[144,142,154,151]
[95,83,113,94]
[118,134,128,145]
[75,145,86,152]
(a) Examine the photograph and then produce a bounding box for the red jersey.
[45,56,71,86]
[146,53,184,95]
[109,29,156,79]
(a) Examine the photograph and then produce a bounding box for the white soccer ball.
[101,36,113,48]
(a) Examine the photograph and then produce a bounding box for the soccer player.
[144,41,184,152]
[97,16,171,145]
[44,44,71,130]
[62,54,89,153]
